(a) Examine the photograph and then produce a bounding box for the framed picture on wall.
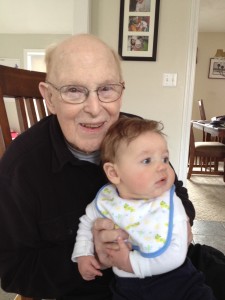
[208,58,225,79]
[118,0,160,61]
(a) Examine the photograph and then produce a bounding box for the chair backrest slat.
[25,97,38,126]
[0,65,46,154]
[16,97,29,132]
[36,97,47,119]
[198,99,206,120]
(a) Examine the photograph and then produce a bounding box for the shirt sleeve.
[129,197,188,278]
[71,201,100,261]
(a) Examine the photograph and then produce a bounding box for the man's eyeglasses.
[46,81,125,104]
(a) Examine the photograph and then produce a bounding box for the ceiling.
[198,0,225,32]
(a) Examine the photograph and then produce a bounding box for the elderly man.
[0,34,195,300]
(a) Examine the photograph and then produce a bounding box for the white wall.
[0,0,197,182]
[0,0,74,34]
[91,0,195,178]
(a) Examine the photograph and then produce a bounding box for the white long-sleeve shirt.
[72,184,188,278]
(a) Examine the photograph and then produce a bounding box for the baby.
[72,117,216,300]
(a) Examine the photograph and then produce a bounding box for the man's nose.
[83,91,102,115]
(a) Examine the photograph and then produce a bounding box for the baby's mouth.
[156,177,166,184]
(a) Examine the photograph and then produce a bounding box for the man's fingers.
[116,236,128,248]
[93,218,115,231]
[92,218,130,267]
[93,218,129,242]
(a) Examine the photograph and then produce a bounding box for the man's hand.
[77,256,103,281]
[93,218,129,267]
[106,237,133,273]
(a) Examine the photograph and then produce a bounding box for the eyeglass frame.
[45,81,125,104]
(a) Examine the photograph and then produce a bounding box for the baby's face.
[114,131,175,200]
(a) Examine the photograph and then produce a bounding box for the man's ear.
[39,82,56,114]
[103,162,120,185]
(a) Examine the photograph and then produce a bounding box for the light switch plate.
[163,73,177,87]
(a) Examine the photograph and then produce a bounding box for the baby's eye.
[142,158,151,164]
[163,157,169,163]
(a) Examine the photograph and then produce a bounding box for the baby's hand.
[77,256,103,281]
[106,237,133,273]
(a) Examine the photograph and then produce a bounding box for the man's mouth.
[80,122,104,129]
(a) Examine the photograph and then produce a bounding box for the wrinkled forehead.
[49,38,121,83]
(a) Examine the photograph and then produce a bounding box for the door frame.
[178,0,200,183]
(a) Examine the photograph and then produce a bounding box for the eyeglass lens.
[61,84,124,103]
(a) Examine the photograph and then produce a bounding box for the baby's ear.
[103,162,120,185]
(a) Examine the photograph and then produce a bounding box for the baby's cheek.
[131,176,150,191]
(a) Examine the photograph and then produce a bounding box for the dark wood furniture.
[187,122,225,181]
[192,120,225,140]
[0,64,47,157]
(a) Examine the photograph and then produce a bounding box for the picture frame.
[208,58,225,79]
[118,0,160,61]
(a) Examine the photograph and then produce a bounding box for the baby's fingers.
[82,266,103,281]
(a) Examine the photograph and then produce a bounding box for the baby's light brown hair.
[100,116,165,164]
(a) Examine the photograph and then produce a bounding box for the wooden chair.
[0,64,47,157]
[187,123,225,181]
[197,99,212,141]
[198,99,206,121]
[0,65,47,300]
[198,99,225,144]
